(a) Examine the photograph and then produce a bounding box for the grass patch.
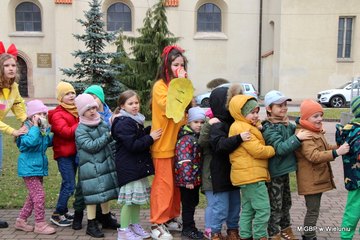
[288,108,349,120]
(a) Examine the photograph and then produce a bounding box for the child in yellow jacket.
[228,95,275,240]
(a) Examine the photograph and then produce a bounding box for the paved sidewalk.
[1,110,359,239]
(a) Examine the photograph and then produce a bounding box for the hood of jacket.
[177,124,198,139]
[209,87,233,123]
[229,94,257,124]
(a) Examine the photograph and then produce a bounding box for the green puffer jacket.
[262,120,301,178]
[75,121,119,205]
[198,121,213,192]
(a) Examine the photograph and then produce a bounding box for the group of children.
[1,42,359,240]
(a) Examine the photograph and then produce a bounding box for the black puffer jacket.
[209,87,243,193]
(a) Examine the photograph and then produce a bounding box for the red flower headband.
[161,45,185,84]
[0,41,18,59]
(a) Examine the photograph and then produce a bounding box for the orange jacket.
[151,80,186,158]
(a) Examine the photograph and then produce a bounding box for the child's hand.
[175,67,187,78]
[31,115,40,127]
[12,125,28,137]
[185,183,194,189]
[150,128,162,141]
[296,130,312,141]
[336,142,350,156]
[240,131,251,141]
[208,117,220,125]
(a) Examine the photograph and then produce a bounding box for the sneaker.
[182,228,204,239]
[34,222,56,235]
[129,223,151,238]
[50,214,72,227]
[164,218,182,232]
[64,212,74,222]
[150,224,173,240]
[204,228,211,240]
[117,227,143,240]
[14,218,34,232]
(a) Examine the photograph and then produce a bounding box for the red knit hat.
[300,99,323,120]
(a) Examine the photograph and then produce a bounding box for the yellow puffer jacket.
[228,95,275,186]
[0,83,27,135]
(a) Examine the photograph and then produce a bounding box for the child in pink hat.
[14,99,56,235]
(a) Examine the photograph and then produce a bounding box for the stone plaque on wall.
[37,53,52,68]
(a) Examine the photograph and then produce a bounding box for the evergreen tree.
[61,0,126,108]
[113,0,178,117]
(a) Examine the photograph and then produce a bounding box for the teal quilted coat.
[75,120,119,204]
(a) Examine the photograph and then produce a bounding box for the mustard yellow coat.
[0,83,26,135]
[228,95,275,186]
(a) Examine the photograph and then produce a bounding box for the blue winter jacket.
[16,120,53,177]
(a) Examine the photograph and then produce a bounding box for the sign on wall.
[37,53,52,68]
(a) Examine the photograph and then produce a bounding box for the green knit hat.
[241,99,259,116]
[84,85,105,103]
[351,96,360,118]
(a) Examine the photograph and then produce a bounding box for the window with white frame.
[15,2,41,31]
[337,17,354,59]
[107,2,132,32]
[197,3,221,32]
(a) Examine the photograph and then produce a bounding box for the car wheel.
[201,98,210,108]
[329,96,345,108]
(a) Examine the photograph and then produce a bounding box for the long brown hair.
[0,53,19,89]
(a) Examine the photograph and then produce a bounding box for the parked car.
[317,81,360,108]
[195,82,258,107]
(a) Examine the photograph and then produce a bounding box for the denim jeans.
[55,156,77,215]
[211,189,241,233]
[0,132,3,174]
[204,191,216,229]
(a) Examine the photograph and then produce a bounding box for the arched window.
[15,2,42,31]
[197,3,221,32]
[107,3,132,31]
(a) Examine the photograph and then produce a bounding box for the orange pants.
[150,157,180,224]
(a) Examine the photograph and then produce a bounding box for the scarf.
[266,115,289,126]
[120,109,145,125]
[60,102,78,118]
[299,119,322,132]
[79,112,101,126]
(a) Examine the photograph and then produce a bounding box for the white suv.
[195,82,258,107]
[317,82,360,108]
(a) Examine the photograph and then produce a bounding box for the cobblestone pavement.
[1,103,359,239]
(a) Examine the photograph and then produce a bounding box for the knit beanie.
[188,106,206,123]
[84,85,105,103]
[75,93,99,116]
[300,99,323,120]
[56,81,75,102]
[26,99,48,117]
[351,96,360,118]
[241,99,259,116]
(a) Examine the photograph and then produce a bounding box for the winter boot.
[86,219,104,238]
[212,232,225,240]
[226,229,240,240]
[14,218,34,232]
[72,210,83,230]
[34,222,56,235]
[101,212,120,229]
[268,233,282,240]
[281,227,298,240]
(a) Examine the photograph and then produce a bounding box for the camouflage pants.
[266,174,292,236]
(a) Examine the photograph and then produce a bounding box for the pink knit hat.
[26,99,48,117]
[75,93,99,116]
